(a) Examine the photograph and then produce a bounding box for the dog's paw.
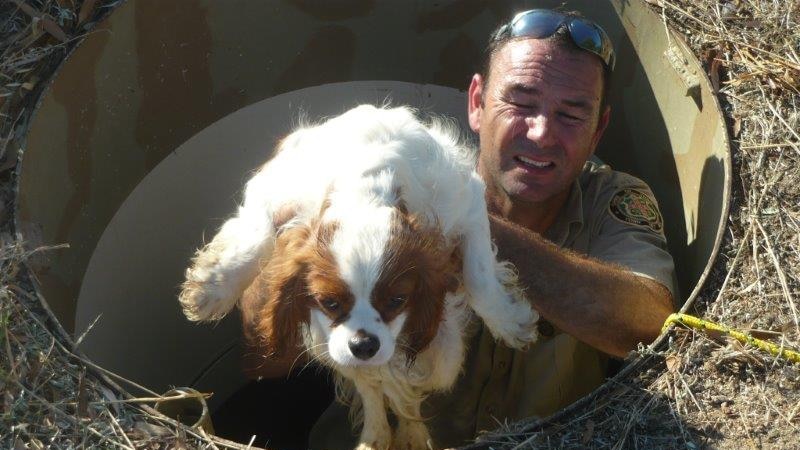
[355,437,392,450]
[482,296,539,349]
[357,421,393,450]
[178,265,236,322]
[393,420,433,450]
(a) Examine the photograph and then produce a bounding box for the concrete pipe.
[15,0,730,448]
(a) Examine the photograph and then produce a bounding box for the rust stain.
[286,0,375,21]
[134,0,218,171]
[51,27,108,247]
[273,26,356,95]
[46,27,111,332]
[433,32,481,88]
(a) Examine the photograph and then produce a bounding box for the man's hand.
[488,214,674,358]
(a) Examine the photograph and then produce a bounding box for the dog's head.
[246,205,460,368]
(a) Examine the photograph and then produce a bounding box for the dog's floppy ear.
[248,225,313,359]
[389,212,457,363]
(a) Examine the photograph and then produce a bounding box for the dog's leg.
[354,379,392,450]
[392,400,432,450]
[423,295,468,391]
[459,183,539,348]
[179,208,275,321]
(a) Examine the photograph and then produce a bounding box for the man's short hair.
[477,12,613,114]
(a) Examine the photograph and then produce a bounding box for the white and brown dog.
[179,105,538,450]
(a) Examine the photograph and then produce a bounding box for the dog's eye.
[388,295,408,309]
[320,298,340,312]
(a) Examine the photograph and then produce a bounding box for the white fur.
[179,105,539,449]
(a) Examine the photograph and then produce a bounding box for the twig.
[659,0,715,30]
[755,219,800,334]
[89,391,212,406]
[10,290,160,396]
[13,379,135,450]
[105,408,136,449]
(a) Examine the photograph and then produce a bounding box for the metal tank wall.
[15,0,730,445]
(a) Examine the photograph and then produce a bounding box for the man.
[311,8,676,448]
[412,9,677,447]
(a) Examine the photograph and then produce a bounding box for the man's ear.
[467,73,484,133]
[590,105,612,153]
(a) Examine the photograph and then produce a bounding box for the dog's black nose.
[348,330,380,360]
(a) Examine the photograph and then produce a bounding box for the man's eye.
[509,101,534,110]
[558,112,583,122]
[320,298,340,312]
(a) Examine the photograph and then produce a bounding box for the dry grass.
[0,1,237,448]
[0,171,222,447]
[2,0,800,449]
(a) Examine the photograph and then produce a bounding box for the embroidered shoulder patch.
[608,188,664,233]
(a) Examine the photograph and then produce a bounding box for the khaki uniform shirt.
[309,161,677,449]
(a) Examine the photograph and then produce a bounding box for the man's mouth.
[515,155,554,169]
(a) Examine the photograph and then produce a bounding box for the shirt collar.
[543,177,585,247]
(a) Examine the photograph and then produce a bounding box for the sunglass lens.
[511,10,564,39]
[568,19,604,56]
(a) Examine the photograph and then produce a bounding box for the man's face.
[469,38,610,212]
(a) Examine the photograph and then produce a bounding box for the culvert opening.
[15,1,730,449]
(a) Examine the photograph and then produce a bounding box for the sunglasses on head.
[492,9,616,71]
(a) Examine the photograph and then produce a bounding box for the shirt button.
[498,360,507,370]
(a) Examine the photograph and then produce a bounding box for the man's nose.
[524,114,557,147]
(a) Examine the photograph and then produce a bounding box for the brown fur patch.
[304,221,355,325]
[243,220,355,360]
[246,225,314,359]
[242,207,459,366]
[374,210,460,362]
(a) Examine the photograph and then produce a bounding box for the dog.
[179,105,539,450]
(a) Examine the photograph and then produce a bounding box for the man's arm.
[489,213,674,358]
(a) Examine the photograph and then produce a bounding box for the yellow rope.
[661,313,800,364]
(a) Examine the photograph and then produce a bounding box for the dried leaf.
[9,0,39,18]
[9,0,68,42]
[79,0,100,25]
[134,420,173,437]
[169,436,191,450]
[666,355,681,373]
[705,328,727,343]
[28,437,45,450]
[77,369,89,418]
[580,419,595,444]
[747,328,782,340]
[25,352,42,385]
[710,57,722,93]
[100,385,122,416]
[38,17,68,43]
